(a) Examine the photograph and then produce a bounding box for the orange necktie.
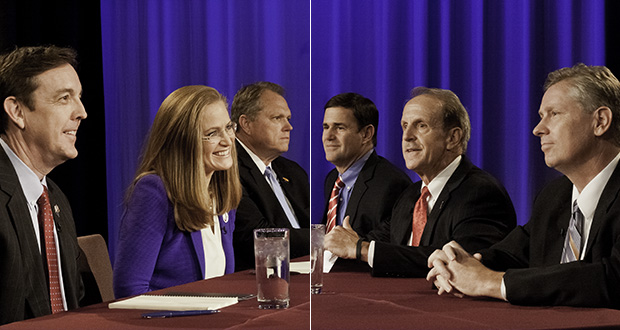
[411,186,431,247]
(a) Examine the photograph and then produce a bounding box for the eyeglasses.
[202,122,237,144]
[202,122,237,143]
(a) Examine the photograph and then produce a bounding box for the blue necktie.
[264,166,300,229]
[561,200,584,263]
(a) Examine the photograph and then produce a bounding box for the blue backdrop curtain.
[311,0,605,226]
[101,0,310,262]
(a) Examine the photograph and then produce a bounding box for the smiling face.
[201,101,234,176]
[19,63,86,171]
[322,106,372,173]
[401,95,454,183]
[533,80,597,174]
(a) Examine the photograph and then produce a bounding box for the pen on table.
[142,310,220,318]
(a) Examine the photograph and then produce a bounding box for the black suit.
[321,150,412,238]
[369,156,516,277]
[233,141,310,271]
[0,147,83,325]
[480,163,620,308]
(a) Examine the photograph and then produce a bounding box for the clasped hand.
[426,241,504,300]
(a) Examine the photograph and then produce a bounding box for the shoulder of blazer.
[442,155,475,191]
[272,156,308,177]
[0,147,21,196]
[324,168,338,190]
[235,140,256,171]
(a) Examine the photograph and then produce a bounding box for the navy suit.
[233,141,310,271]
[321,150,412,238]
[369,156,516,277]
[480,164,620,308]
[0,147,83,325]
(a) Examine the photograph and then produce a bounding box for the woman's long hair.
[128,85,242,231]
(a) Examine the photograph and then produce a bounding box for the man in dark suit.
[231,81,310,271]
[321,93,411,238]
[325,87,516,277]
[428,64,620,308]
[0,46,85,325]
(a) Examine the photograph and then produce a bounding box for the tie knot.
[264,166,274,178]
[420,186,431,200]
[334,176,345,190]
[38,186,50,208]
[572,200,579,214]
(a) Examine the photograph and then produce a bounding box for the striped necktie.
[326,176,345,233]
[561,200,584,263]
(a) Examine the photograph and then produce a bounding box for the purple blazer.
[113,174,235,299]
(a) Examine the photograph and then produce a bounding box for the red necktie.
[37,186,64,314]
[411,186,431,247]
[326,177,345,233]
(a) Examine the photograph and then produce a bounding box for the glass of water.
[253,228,290,309]
[311,224,325,294]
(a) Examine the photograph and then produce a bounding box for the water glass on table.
[311,224,325,294]
[253,228,290,309]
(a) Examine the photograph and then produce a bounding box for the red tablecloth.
[7,263,620,329]
[2,269,309,330]
[311,270,620,329]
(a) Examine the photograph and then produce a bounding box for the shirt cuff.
[368,240,375,267]
[500,276,508,301]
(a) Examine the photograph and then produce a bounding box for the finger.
[447,240,464,251]
[442,245,457,261]
[436,282,445,295]
[431,258,452,280]
[427,249,445,268]
[426,265,439,282]
[435,274,453,293]
[342,216,352,230]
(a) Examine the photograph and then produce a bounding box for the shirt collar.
[339,149,374,188]
[422,155,462,202]
[237,138,269,174]
[572,151,620,220]
[0,137,46,204]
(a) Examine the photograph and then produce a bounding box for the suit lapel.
[395,183,419,245]
[550,193,571,263]
[419,157,472,246]
[585,163,620,258]
[0,148,51,315]
[190,230,205,279]
[345,151,379,228]
[321,169,338,224]
[237,141,269,190]
[272,159,309,228]
[236,141,293,228]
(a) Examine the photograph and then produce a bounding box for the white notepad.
[290,261,311,274]
[108,295,238,311]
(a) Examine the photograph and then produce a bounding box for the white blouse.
[200,213,227,279]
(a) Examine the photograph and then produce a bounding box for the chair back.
[77,234,114,302]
